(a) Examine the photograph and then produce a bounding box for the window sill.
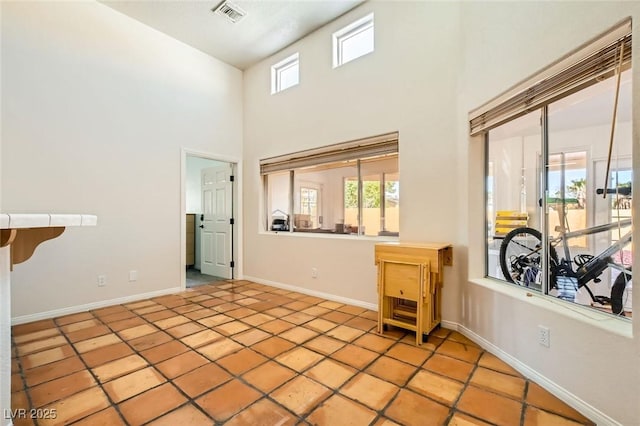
[259,230,400,242]
[468,277,632,339]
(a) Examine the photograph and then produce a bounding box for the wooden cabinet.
[186,214,195,267]
[375,242,452,346]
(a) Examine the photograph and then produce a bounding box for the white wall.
[243,1,463,314]
[1,1,243,318]
[462,2,640,424]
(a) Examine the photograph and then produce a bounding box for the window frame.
[476,20,632,318]
[332,13,374,68]
[260,133,399,238]
[271,52,299,94]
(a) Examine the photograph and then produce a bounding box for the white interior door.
[200,165,233,278]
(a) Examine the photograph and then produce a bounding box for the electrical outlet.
[538,325,550,347]
[129,270,138,282]
[97,275,107,287]
[311,267,318,279]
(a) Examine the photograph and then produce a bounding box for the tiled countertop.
[0,214,97,229]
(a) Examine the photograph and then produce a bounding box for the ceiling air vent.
[213,1,247,24]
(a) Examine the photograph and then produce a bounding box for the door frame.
[180,148,242,290]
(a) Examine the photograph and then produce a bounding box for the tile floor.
[10,280,595,426]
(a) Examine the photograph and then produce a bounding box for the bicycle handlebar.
[596,187,631,196]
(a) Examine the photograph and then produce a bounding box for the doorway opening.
[184,153,237,288]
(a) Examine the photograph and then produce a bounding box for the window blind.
[469,19,632,136]
[260,132,399,175]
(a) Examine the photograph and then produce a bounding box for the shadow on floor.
[186,268,226,288]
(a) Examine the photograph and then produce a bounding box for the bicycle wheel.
[611,268,631,316]
[499,227,558,288]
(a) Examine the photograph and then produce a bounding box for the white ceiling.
[101,0,364,70]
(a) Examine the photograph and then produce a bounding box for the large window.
[261,133,399,237]
[477,21,632,317]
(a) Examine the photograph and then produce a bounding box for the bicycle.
[499,187,632,316]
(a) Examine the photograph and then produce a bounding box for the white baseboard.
[455,323,619,426]
[242,275,378,311]
[11,287,182,325]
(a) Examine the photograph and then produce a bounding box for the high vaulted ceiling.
[101,0,364,70]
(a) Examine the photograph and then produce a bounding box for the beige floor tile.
[326,325,366,342]
[128,331,173,351]
[270,375,331,416]
[23,356,85,387]
[12,319,56,336]
[305,359,357,389]
[65,325,112,344]
[280,326,319,344]
[197,313,234,327]
[301,306,332,317]
[303,335,346,356]
[108,316,147,331]
[180,329,223,348]
[408,370,464,406]
[80,343,134,368]
[232,328,271,346]
[359,332,394,353]
[55,312,95,326]
[241,313,275,326]
[526,383,593,424]
[74,334,122,354]
[173,363,232,397]
[155,350,209,379]
[344,316,377,331]
[226,398,297,426]
[61,319,100,333]
[13,328,60,345]
[154,315,190,329]
[242,361,297,393]
[38,386,110,426]
[338,305,368,315]
[196,379,262,422]
[166,322,206,339]
[276,347,323,372]
[447,412,493,425]
[341,372,399,410]
[225,307,257,319]
[436,340,482,364]
[282,312,315,325]
[217,348,268,375]
[139,340,189,364]
[470,367,526,400]
[197,338,243,361]
[523,406,589,426]
[119,383,187,425]
[385,389,450,426]
[330,344,379,369]
[457,385,523,426]
[386,342,431,366]
[143,309,176,322]
[308,394,377,426]
[98,310,137,324]
[365,355,418,387]
[92,354,148,383]
[72,407,126,425]
[322,311,354,324]
[424,353,475,383]
[304,318,338,333]
[259,319,296,334]
[215,320,251,336]
[22,345,75,369]
[17,335,67,356]
[103,367,166,403]
[477,352,521,377]
[147,403,213,426]
[251,336,296,358]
